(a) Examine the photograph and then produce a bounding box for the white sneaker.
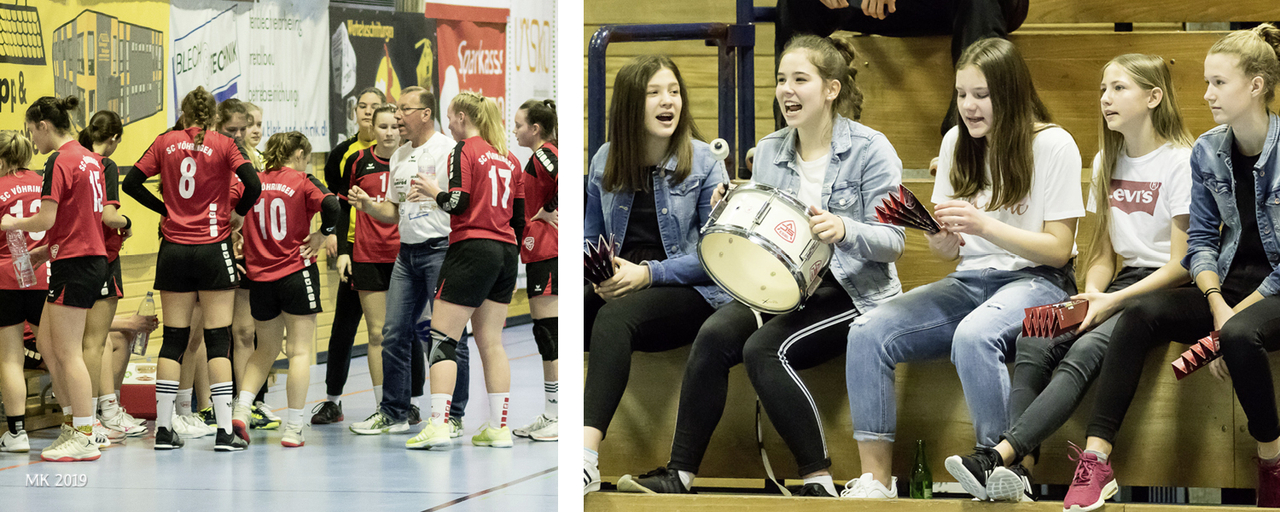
[584,453,602,495]
[92,420,123,445]
[41,430,101,462]
[350,411,409,435]
[172,414,215,438]
[514,414,555,438]
[840,473,897,499]
[255,401,283,423]
[120,408,145,429]
[0,430,29,452]
[281,422,305,447]
[449,416,464,438]
[529,416,558,441]
[100,411,148,437]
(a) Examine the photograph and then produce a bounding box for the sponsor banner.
[505,0,556,165]
[429,3,507,141]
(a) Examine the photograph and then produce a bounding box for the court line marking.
[421,466,557,511]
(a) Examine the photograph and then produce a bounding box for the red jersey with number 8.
[234,167,331,282]
[0,169,50,289]
[446,137,524,245]
[41,140,107,261]
[133,127,248,245]
[347,148,400,263]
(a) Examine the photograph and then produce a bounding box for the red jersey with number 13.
[133,127,248,244]
[41,140,106,260]
[446,137,524,245]
[234,167,331,282]
[0,169,49,289]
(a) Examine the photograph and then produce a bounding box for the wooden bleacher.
[585,0,1280,502]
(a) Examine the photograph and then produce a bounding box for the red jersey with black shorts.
[520,143,557,263]
[133,127,247,244]
[99,159,124,300]
[434,137,524,308]
[41,140,108,309]
[346,148,400,263]
[0,168,50,327]
[235,167,331,320]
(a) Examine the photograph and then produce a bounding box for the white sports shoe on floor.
[100,411,148,437]
[584,454,601,495]
[92,421,122,445]
[42,430,101,462]
[0,430,29,452]
[840,473,897,499]
[172,414,216,438]
[281,423,305,447]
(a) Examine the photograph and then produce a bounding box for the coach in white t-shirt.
[347,86,470,435]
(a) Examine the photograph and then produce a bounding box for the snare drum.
[698,182,832,314]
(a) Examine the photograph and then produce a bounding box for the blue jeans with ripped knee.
[845,267,1072,448]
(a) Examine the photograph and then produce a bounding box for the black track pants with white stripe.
[667,279,857,476]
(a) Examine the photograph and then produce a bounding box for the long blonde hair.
[262,131,311,171]
[1209,23,1280,106]
[1087,54,1193,269]
[0,131,34,175]
[450,91,506,155]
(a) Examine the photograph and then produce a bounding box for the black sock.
[7,415,24,434]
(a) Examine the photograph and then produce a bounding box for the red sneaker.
[1063,444,1118,512]
[1258,456,1280,507]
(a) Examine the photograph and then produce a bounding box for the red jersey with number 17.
[41,140,106,261]
[0,169,50,289]
[446,137,524,245]
[133,127,248,245]
[233,167,332,282]
[347,148,400,263]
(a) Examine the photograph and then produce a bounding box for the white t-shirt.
[796,152,829,208]
[1086,143,1192,268]
[389,131,456,244]
[933,125,1085,272]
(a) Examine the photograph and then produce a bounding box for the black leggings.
[324,281,425,399]
[1087,288,1280,444]
[667,280,855,476]
[583,285,716,437]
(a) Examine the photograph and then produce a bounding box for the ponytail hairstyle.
[372,104,399,125]
[781,34,864,121]
[1208,23,1280,106]
[949,38,1053,212]
[450,91,507,155]
[261,131,312,171]
[78,110,124,150]
[519,98,558,145]
[0,131,34,174]
[25,95,80,135]
[216,98,249,132]
[1087,54,1193,269]
[604,55,703,193]
[180,86,217,145]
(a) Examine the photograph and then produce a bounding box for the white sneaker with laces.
[281,422,305,447]
[41,431,101,462]
[100,411,148,437]
[0,430,29,452]
[255,401,283,423]
[173,414,215,438]
[514,414,554,438]
[840,473,897,499]
[120,407,145,428]
[92,421,122,445]
[584,453,601,495]
[529,416,558,441]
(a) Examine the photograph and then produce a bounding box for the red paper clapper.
[874,185,942,234]
[584,234,619,285]
[1171,331,1220,380]
[1021,299,1089,338]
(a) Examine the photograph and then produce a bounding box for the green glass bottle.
[910,439,933,499]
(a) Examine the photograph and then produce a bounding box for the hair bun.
[542,99,557,111]
[58,96,80,112]
[1257,23,1280,59]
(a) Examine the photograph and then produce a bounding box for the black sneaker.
[944,446,1003,500]
[409,405,422,426]
[796,483,835,497]
[616,467,692,494]
[987,463,1037,502]
[310,401,344,424]
[215,428,248,451]
[154,427,184,450]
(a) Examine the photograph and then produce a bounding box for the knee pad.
[159,326,190,363]
[204,326,233,361]
[533,317,558,362]
[427,328,458,366]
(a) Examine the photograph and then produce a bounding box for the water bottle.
[910,439,933,499]
[7,230,35,288]
[131,292,156,356]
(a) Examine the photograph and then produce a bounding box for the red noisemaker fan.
[584,234,619,285]
[1171,331,1220,380]
[1021,299,1089,338]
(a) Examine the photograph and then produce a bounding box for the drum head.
[700,231,800,313]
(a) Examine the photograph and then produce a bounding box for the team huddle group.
[0,83,559,463]
[583,22,1280,512]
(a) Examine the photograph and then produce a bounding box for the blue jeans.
[380,238,470,422]
[846,267,1071,447]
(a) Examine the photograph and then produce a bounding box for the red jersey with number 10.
[347,148,400,263]
[234,167,331,282]
[41,140,106,261]
[446,137,524,245]
[133,127,248,245]
[0,169,49,289]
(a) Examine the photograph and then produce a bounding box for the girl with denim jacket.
[1061,24,1280,512]
[842,38,1083,499]
[615,35,904,498]
[944,53,1195,504]
[582,55,730,494]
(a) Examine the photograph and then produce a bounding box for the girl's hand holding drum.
[806,205,845,244]
[595,257,651,301]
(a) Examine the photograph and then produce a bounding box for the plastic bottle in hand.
[7,230,35,288]
[131,291,156,356]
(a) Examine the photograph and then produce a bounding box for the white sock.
[411,394,420,409]
[287,408,304,427]
[91,397,99,417]
[372,385,382,406]
[238,390,257,407]
[61,406,72,418]
[677,470,695,490]
[326,394,340,404]
[155,380,178,430]
[176,388,193,416]
[430,393,451,423]
[488,393,510,428]
[100,393,121,419]
[544,381,558,420]
[1085,449,1109,462]
[211,382,234,434]
[804,474,837,496]
[584,446,599,465]
[73,415,93,434]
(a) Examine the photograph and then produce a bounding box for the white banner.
[169,0,331,152]
[506,0,557,166]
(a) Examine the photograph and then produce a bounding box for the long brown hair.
[603,55,703,193]
[1086,54,1193,268]
[949,38,1052,211]
[180,87,216,145]
[262,131,311,171]
[1209,23,1280,106]
[781,34,863,121]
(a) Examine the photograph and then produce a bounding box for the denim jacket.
[1184,113,1280,297]
[752,115,905,313]
[586,139,732,307]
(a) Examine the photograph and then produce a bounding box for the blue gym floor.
[0,326,558,511]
